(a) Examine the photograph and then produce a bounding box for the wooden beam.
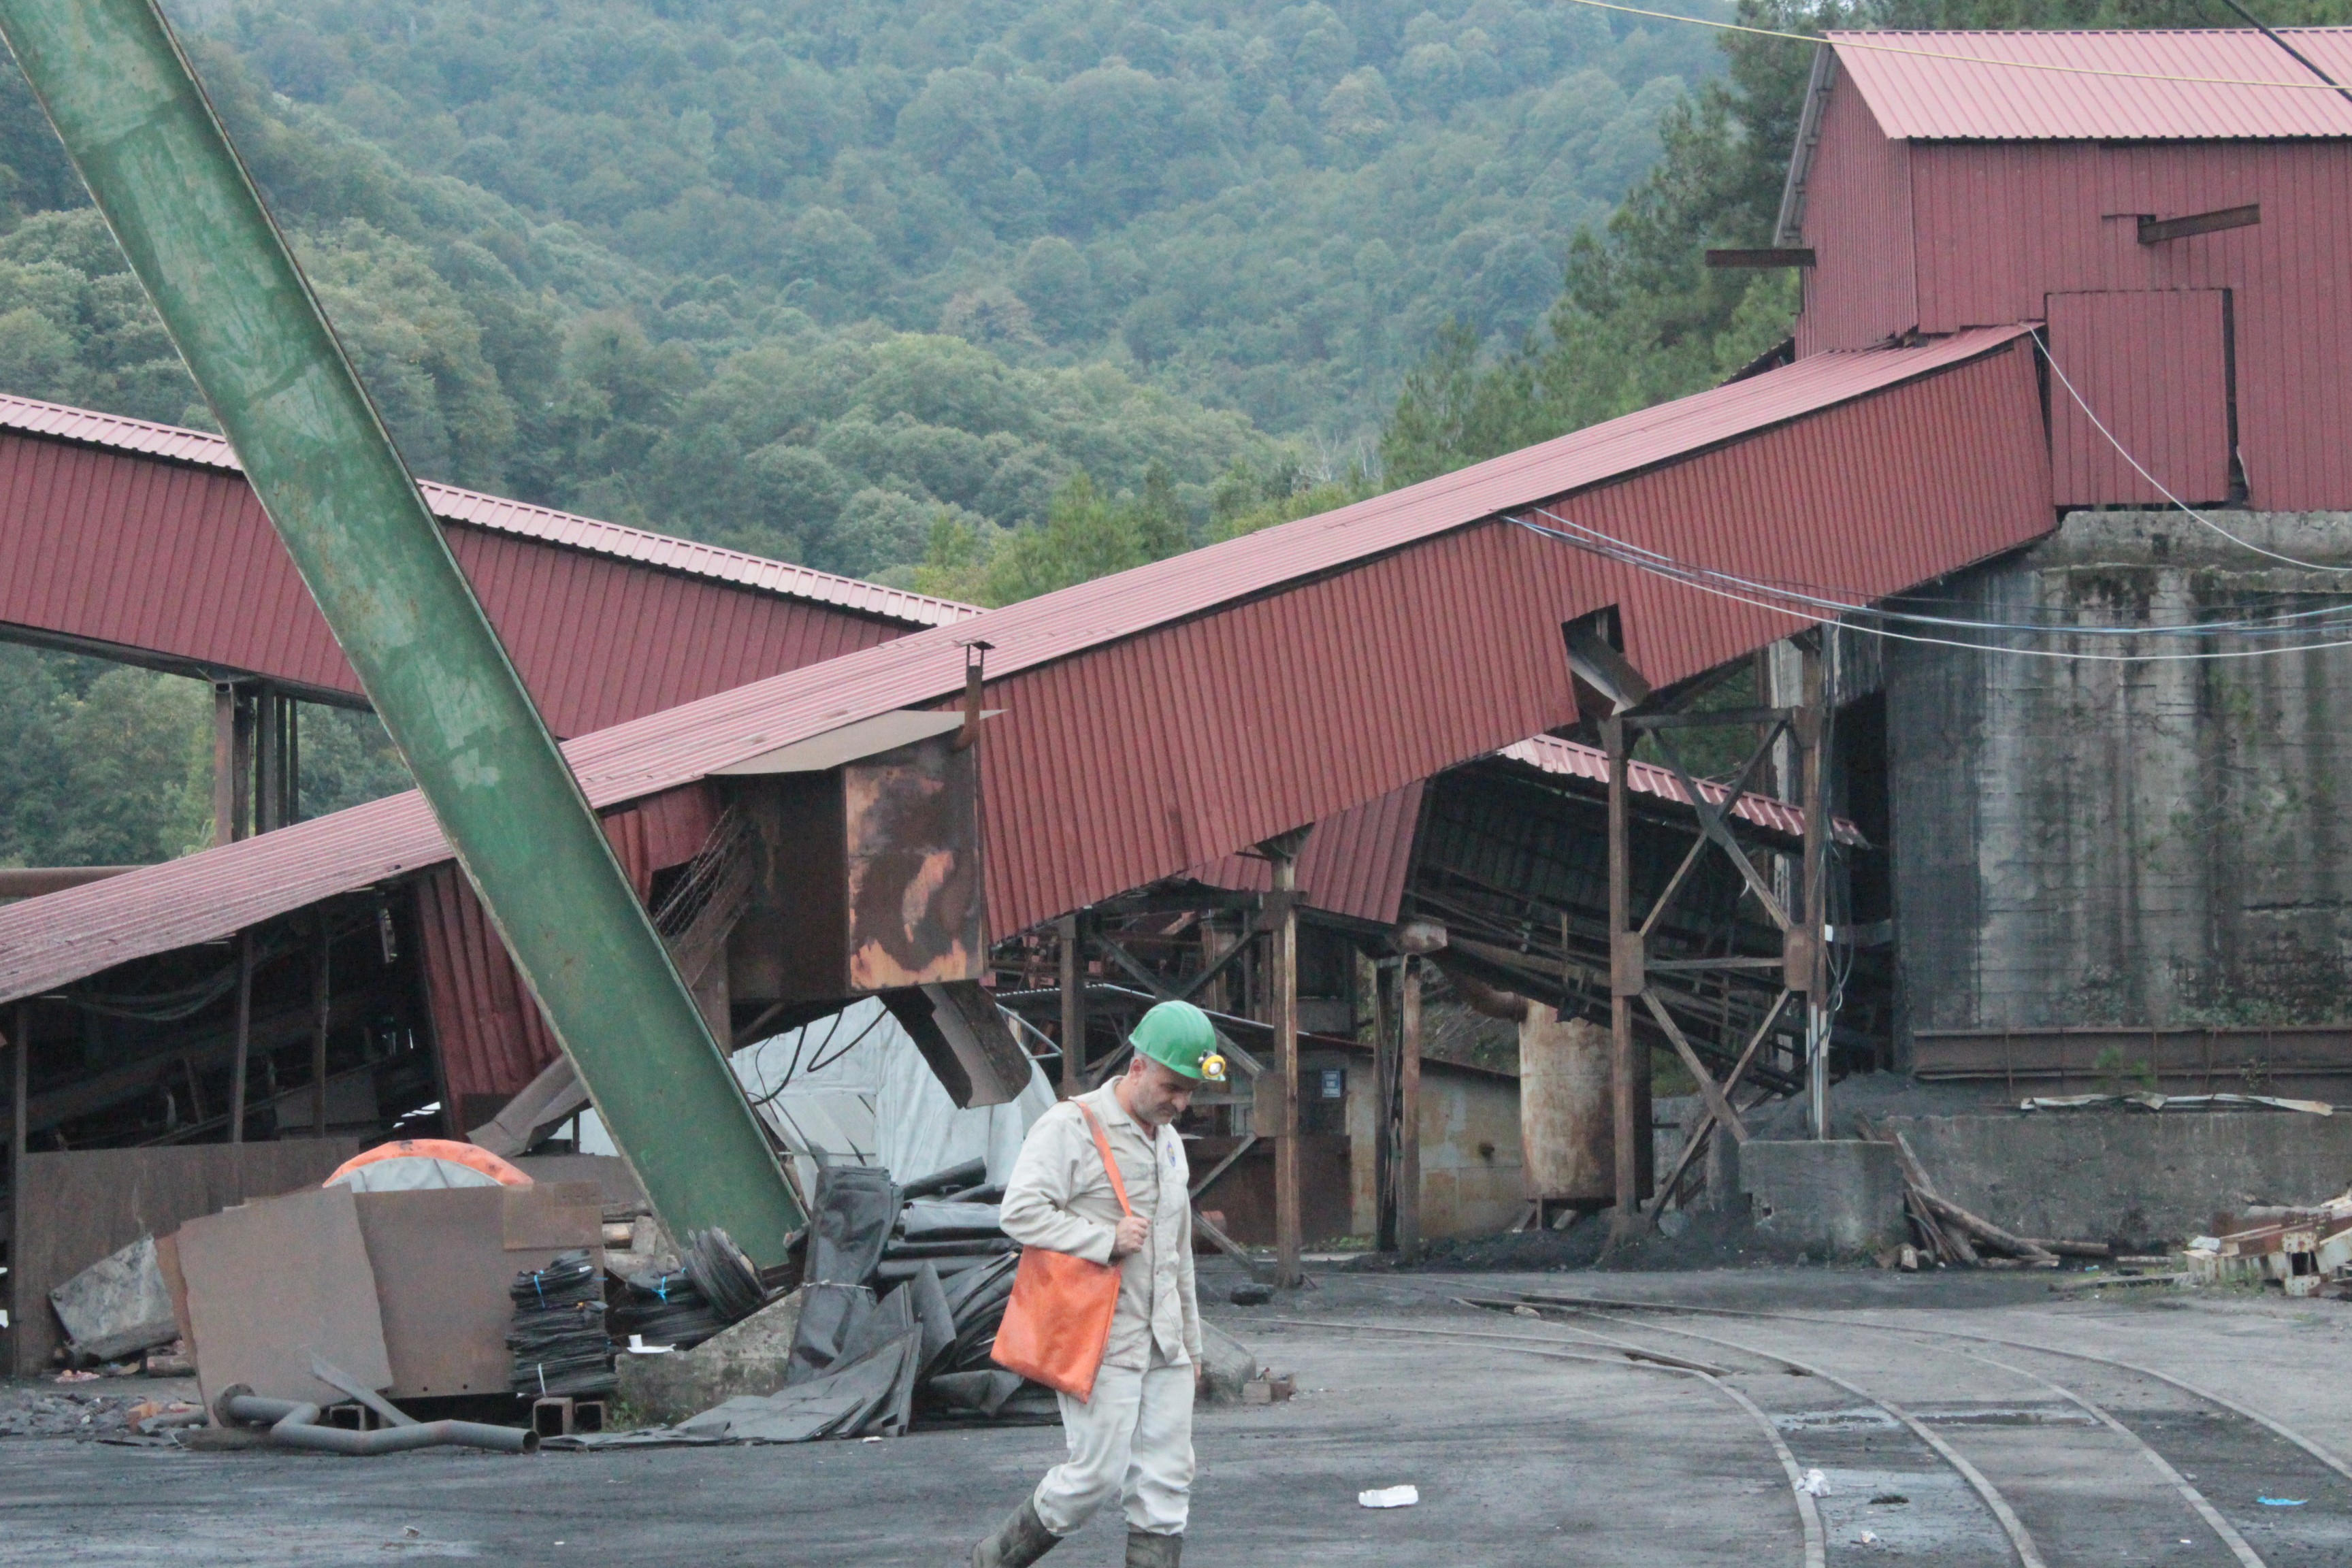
[1398,953,1423,1264]
[1270,844,1302,1288]
[1370,953,1396,1253]
[9,1004,24,1345]
[1704,248,1815,268]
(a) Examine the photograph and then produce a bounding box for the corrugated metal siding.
[2046,291,2232,506]
[0,330,2054,1004]
[0,390,975,628]
[421,783,717,1106]
[0,427,920,733]
[1188,780,1426,924]
[1901,140,2352,508]
[1797,72,1917,355]
[1499,735,1858,843]
[1829,29,2352,140]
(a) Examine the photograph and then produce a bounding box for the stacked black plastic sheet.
[508,1250,615,1397]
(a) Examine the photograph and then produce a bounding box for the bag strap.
[1073,1102,1134,1219]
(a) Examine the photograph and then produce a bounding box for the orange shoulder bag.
[990,1103,1132,1402]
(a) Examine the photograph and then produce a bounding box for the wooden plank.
[1271,848,1303,1288]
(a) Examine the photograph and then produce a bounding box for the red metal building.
[0,392,975,736]
[0,328,2053,1114]
[1782,29,2352,510]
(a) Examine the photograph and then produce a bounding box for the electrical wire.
[1518,512,2352,662]
[1550,0,2352,94]
[2030,325,2352,575]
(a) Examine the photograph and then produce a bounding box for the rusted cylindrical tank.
[1519,1003,1612,1204]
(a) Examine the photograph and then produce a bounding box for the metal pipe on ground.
[215,1388,537,1455]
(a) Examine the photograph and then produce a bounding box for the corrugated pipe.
[215,1387,538,1455]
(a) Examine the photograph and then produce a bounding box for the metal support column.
[228,929,253,1145]
[1604,715,1648,1230]
[1799,638,1831,1139]
[0,0,802,1262]
[310,918,330,1138]
[1058,914,1085,1100]
[1397,953,1422,1264]
[7,1004,24,1368]
[1269,845,1302,1289]
[1369,956,1396,1252]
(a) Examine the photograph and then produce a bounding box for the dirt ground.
[5,1259,2349,1567]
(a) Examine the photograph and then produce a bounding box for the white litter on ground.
[1798,1469,1832,1497]
[1358,1486,1420,1509]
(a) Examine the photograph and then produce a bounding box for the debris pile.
[2188,1193,2352,1296]
[1858,1120,2111,1269]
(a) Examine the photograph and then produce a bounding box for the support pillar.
[1269,848,1301,1289]
[1370,956,1396,1253]
[1058,914,1085,1099]
[212,682,254,846]
[310,917,331,1137]
[9,1004,27,1368]
[1397,953,1422,1264]
[1604,715,1650,1229]
[228,929,253,1145]
[1800,638,1831,1139]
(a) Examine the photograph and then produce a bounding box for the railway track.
[1477,1291,2352,1565]
[1248,1287,2352,1565]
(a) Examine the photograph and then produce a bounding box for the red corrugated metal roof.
[0,390,977,629]
[1497,735,1864,845]
[1184,779,1426,925]
[1829,29,2352,141]
[0,327,2048,1004]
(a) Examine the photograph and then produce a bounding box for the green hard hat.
[1130,1000,1226,1082]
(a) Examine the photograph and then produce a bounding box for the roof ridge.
[0,389,981,629]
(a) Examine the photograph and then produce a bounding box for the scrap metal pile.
[2187,1194,2352,1296]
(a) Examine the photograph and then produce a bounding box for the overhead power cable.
[1515,510,2352,663]
[1549,0,2352,94]
[2030,326,2352,576]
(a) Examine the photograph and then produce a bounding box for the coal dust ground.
[5,1262,2352,1567]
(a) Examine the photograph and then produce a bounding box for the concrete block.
[1740,1139,1906,1256]
[615,1287,804,1427]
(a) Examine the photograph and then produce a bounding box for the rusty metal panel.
[731,736,984,1002]
[0,330,2053,1002]
[2046,290,2232,506]
[845,737,985,990]
[1826,29,2352,141]
[1912,1025,2352,1088]
[353,1181,602,1398]
[177,1183,392,1412]
[1795,70,1916,355]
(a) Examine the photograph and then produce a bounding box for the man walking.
[973,1000,1225,1567]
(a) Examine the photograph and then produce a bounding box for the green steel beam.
[0,0,803,1260]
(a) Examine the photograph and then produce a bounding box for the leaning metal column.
[0,0,802,1260]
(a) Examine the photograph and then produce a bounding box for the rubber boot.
[970,1497,1059,1568]
[1124,1531,1182,1568]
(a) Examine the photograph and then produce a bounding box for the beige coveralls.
[998,1080,1201,1538]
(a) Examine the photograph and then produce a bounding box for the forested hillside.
[12,0,2335,868]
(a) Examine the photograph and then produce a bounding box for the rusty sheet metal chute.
[0,0,802,1259]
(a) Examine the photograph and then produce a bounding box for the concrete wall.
[1884,1111,2352,1243]
[1344,1054,1526,1240]
[1885,512,2352,1047]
